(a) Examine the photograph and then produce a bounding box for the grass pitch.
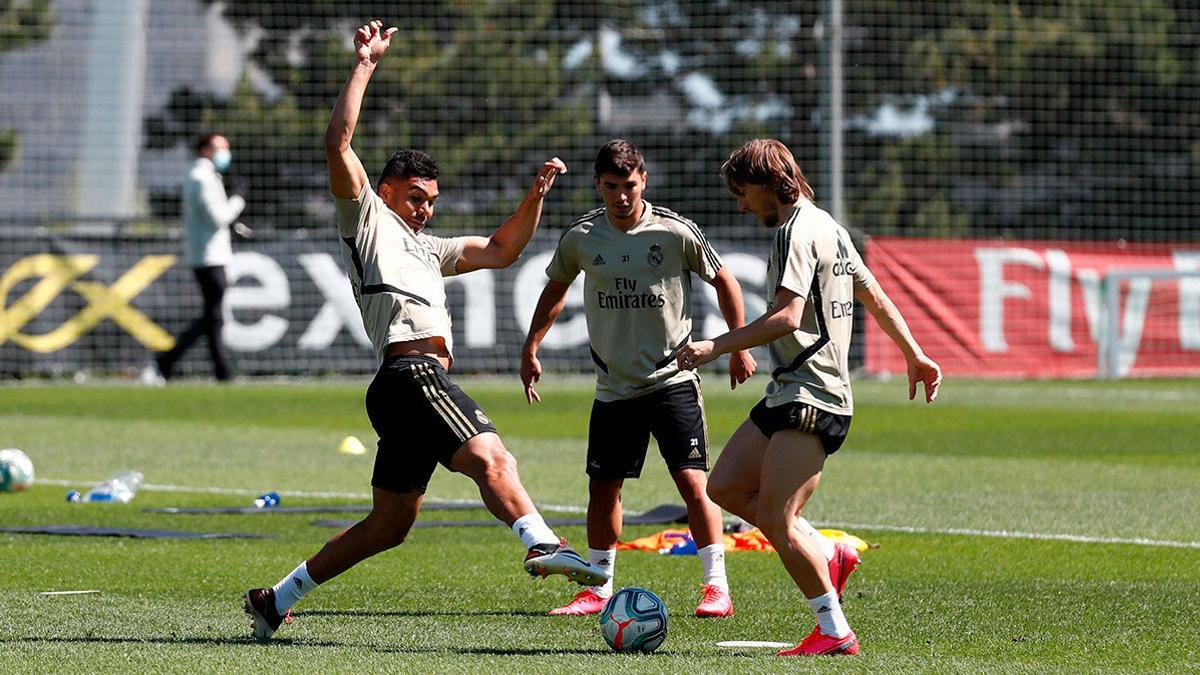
[1,376,1198,672]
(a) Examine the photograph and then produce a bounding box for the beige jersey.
[763,199,875,414]
[546,201,723,402]
[334,184,467,362]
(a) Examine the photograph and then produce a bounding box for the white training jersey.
[546,201,723,402]
[334,184,467,363]
[763,199,875,415]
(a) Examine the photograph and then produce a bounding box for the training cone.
[338,435,367,456]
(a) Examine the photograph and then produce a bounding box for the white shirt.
[182,157,246,268]
[334,184,467,363]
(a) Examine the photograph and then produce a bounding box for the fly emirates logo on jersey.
[597,278,666,310]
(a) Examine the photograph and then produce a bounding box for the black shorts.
[749,399,852,455]
[365,355,497,494]
[587,380,709,480]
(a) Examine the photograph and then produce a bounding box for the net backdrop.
[1,1,1198,377]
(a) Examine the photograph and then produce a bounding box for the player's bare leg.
[706,418,770,525]
[673,467,734,616]
[448,432,533,525]
[244,486,421,640]
[450,432,608,586]
[756,429,857,655]
[548,477,623,615]
[586,477,623,550]
[308,487,423,582]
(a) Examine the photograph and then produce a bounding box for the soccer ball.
[598,587,668,654]
[0,448,35,492]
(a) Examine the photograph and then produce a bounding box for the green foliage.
[0,0,52,175]
[851,0,1200,238]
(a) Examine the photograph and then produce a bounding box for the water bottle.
[66,471,144,504]
[253,491,281,509]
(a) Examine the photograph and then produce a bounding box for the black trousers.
[157,266,232,380]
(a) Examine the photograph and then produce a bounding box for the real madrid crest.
[647,243,663,266]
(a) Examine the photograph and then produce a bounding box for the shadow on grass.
[1,635,343,648]
[297,609,546,618]
[4,635,756,658]
[376,645,610,656]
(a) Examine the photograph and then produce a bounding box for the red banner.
[864,238,1200,377]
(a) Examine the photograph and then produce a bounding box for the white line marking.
[824,521,1200,549]
[37,478,1200,547]
[40,590,101,596]
[37,479,587,513]
[716,641,792,649]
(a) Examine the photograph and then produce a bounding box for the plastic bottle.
[66,471,144,504]
[253,491,281,509]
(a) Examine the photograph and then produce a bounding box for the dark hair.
[378,149,439,186]
[593,139,645,177]
[193,132,224,155]
[720,139,814,203]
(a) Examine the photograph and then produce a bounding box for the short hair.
[193,132,224,155]
[378,149,439,187]
[720,139,814,203]
[593,139,645,177]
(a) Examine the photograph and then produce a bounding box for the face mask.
[212,148,232,172]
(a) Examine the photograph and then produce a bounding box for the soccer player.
[521,139,757,618]
[242,20,607,641]
[677,139,942,656]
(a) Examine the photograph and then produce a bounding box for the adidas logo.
[593,254,606,265]
[294,578,303,589]
[817,605,831,613]
[688,448,702,459]
[832,236,856,277]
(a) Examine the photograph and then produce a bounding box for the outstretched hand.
[355,20,397,65]
[908,353,942,403]
[520,352,543,404]
[532,157,567,196]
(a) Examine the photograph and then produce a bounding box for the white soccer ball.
[598,587,669,654]
[0,448,35,492]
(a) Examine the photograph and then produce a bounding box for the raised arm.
[454,158,567,273]
[520,279,572,404]
[678,285,806,370]
[855,282,941,403]
[707,267,757,388]
[324,20,397,200]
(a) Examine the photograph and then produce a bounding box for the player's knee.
[706,477,735,509]
[478,446,518,483]
[754,507,792,539]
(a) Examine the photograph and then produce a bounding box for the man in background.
[145,132,249,383]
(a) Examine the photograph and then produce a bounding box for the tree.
[0,0,53,174]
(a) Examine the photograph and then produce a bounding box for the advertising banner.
[864,237,1200,377]
[0,230,774,377]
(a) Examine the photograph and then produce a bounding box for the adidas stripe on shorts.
[585,380,709,480]
[365,354,497,494]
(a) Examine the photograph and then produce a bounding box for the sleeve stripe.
[560,207,606,243]
[652,205,722,270]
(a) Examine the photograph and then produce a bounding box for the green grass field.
[2,376,1198,672]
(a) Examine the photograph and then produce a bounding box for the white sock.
[798,517,835,561]
[272,561,318,614]
[512,512,558,549]
[808,591,851,638]
[588,548,616,597]
[697,543,728,591]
